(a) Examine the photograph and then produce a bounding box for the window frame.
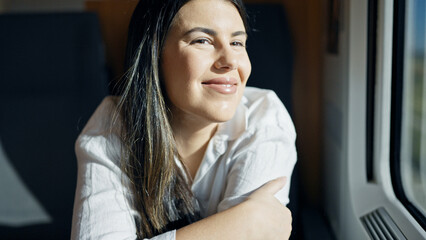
[390,0,426,230]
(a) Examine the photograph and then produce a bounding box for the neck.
[172,114,218,160]
[170,108,218,179]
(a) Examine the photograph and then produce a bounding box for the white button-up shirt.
[71,87,297,240]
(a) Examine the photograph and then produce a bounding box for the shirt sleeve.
[217,126,297,212]
[71,134,176,240]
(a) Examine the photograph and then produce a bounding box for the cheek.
[162,50,210,107]
[162,51,189,92]
[239,54,252,84]
[166,50,209,84]
[180,51,212,81]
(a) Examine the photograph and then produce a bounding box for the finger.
[258,177,287,195]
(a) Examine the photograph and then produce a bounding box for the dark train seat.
[0,12,109,239]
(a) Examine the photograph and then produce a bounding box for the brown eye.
[230,41,245,47]
[191,38,211,45]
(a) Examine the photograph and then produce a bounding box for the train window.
[392,0,426,228]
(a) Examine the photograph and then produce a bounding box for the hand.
[245,177,292,240]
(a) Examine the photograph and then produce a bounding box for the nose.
[214,46,238,71]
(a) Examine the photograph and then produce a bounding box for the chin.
[203,108,237,123]
[209,116,233,123]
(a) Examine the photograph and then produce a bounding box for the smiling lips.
[202,77,238,94]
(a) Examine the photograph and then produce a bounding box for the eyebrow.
[183,27,247,38]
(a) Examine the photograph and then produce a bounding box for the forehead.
[172,0,245,32]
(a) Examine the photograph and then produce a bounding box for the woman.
[71,0,296,239]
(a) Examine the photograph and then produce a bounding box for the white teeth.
[223,84,232,87]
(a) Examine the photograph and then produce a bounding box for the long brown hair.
[115,0,249,238]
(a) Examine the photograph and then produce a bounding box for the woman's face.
[161,0,251,124]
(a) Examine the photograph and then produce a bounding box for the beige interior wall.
[246,0,325,206]
[85,0,138,82]
[281,0,325,206]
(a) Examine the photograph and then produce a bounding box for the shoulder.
[75,96,122,166]
[80,96,120,137]
[242,87,296,140]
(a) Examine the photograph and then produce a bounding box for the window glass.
[400,0,426,216]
